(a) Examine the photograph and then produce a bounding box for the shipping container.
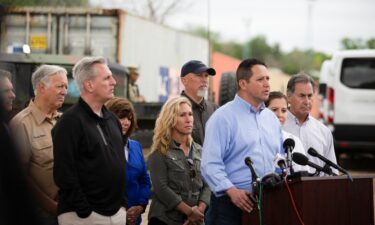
[0,7,120,61]
[120,15,210,102]
[0,7,210,102]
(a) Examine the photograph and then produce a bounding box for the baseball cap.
[181,60,216,77]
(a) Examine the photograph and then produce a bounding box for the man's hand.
[226,187,254,213]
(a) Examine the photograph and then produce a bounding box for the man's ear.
[238,79,247,90]
[36,82,46,94]
[181,76,188,86]
[286,93,292,104]
[84,80,94,92]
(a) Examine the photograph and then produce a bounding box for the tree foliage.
[187,25,331,75]
[340,37,375,50]
[104,0,190,24]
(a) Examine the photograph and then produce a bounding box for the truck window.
[319,83,327,98]
[341,58,375,89]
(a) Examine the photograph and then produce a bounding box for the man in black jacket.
[52,56,126,225]
[180,60,218,146]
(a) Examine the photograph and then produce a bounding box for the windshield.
[341,57,375,89]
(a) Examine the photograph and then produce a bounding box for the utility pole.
[243,17,252,59]
[306,0,316,50]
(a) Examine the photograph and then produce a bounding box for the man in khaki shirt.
[10,65,68,225]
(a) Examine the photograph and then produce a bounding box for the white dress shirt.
[282,130,311,173]
[283,112,338,175]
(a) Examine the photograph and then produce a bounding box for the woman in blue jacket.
[106,97,151,225]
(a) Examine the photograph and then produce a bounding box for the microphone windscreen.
[244,157,252,166]
[273,153,286,168]
[283,138,295,151]
[292,152,309,166]
[307,147,318,157]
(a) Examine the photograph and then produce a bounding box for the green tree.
[341,37,366,49]
[247,35,271,61]
[185,25,221,43]
[281,49,312,75]
[186,25,243,59]
[366,38,375,49]
[215,41,243,59]
[186,25,331,75]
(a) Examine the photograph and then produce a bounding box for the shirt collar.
[181,91,205,110]
[171,139,193,150]
[79,97,110,120]
[287,110,310,126]
[29,100,61,125]
[234,94,266,113]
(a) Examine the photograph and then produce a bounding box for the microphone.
[245,157,259,181]
[292,152,333,175]
[244,157,260,202]
[283,138,295,152]
[273,153,287,172]
[283,138,295,174]
[307,147,349,176]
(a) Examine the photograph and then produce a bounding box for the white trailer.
[0,7,210,102]
[120,15,209,102]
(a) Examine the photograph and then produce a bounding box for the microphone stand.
[245,157,260,203]
[286,148,295,176]
[322,164,336,176]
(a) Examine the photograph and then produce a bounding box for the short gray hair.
[32,65,67,94]
[286,72,315,96]
[72,56,107,93]
[0,69,11,81]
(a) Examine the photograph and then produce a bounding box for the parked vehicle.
[0,6,210,102]
[320,50,375,153]
[0,6,211,147]
[318,60,333,124]
[0,53,127,115]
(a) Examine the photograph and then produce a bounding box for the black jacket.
[181,91,218,145]
[52,98,126,218]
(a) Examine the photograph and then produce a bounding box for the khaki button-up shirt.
[10,100,61,200]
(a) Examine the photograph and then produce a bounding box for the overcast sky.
[92,0,375,54]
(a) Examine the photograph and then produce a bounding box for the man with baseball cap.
[180,60,218,146]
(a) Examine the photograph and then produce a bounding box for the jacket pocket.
[166,157,186,194]
[31,137,53,167]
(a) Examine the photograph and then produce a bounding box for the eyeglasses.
[187,158,196,179]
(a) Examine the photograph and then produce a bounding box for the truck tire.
[219,72,237,106]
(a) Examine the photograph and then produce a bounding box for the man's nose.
[111,76,117,85]
[10,91,16,99]
[264,79,270,87]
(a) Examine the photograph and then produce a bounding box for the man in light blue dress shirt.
[201,58,283,225]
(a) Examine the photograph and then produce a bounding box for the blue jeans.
[205,193,242,225]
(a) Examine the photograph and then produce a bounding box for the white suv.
[321,49,375,153]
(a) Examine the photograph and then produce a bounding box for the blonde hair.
[152,96,192,155]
